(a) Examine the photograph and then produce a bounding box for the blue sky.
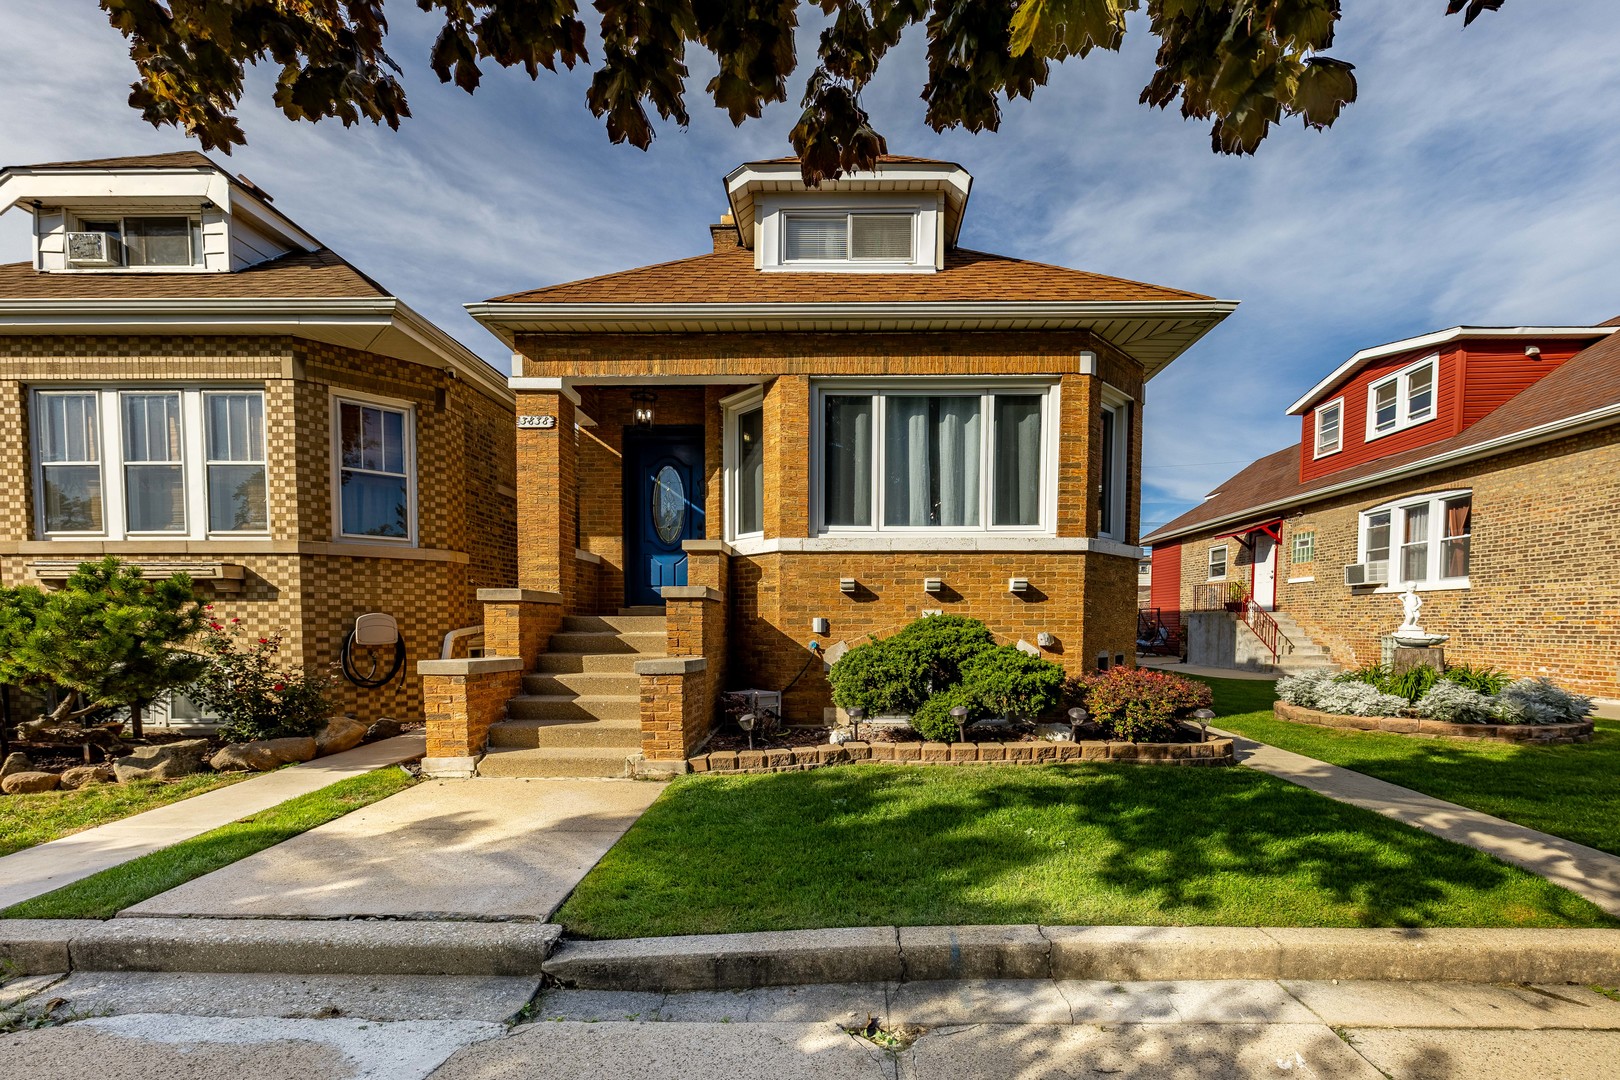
[2,1,1617,532]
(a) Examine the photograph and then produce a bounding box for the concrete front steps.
[1267,611,1340,675]
[478,613,664,778]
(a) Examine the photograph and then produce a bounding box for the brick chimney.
[710,213,743,253]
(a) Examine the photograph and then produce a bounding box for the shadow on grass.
[555,760,1615,939]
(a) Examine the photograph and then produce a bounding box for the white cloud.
[2,1,1616,529]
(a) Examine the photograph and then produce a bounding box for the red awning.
[1212,519,1283,543]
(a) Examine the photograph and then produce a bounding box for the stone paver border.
[686,735,1234,774]
[1274,701,1593,743]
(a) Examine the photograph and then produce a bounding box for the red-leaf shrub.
[1069,667,1213,743]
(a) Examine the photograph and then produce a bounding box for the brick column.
[516,389,578,605]
[478,587,564,668]
[419,656,524,777]
[638,579,725,766]
[764,376,809,539]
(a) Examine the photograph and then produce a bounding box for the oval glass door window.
[652,465,686,545]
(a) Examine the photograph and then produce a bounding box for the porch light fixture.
[631,390,657,428]
[923,577,944,594]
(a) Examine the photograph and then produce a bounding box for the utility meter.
[352,612,400,648]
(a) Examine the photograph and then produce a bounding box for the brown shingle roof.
[487,245,1212,305]
[0,249,388,301]
[1144,332,1620,543]
[14,151,218,171]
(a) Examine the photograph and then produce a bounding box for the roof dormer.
[0,152,320,274]
[723,157,972,274]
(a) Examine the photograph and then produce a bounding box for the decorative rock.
[59,764,116,789]
[1032,723,1074,742]
[0,751,31,779]
[365,717,404,742]
[315,716,368,757]
[114,739,213,783]
[822,641,849,666]
[210,737,319,772]
[1,770,61,795]
[1015,639,1041,656]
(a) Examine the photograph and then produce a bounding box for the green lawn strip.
[1,767,415,920]
[554,763,1615,940]
[1195,675,1620,857]
[0,772,251,858]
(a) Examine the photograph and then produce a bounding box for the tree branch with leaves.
[95,1,1509,182]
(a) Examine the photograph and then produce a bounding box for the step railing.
[1240,601,1294,663]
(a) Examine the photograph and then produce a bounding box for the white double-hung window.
[1367,355,1437,439]
[1314,398,1343,457]
[1357,491,1471,589]
[814,382,1055,535]
[722,388,767,540]
[30,387,269,539]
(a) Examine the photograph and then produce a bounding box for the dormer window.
[70,215,200,268]
[1367,355,1438,439]
[783,213,916,265]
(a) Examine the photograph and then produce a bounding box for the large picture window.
[31,387,267,540]
[814,383,1054,535]
[1357,492,1471,588]
[335,397,414,541]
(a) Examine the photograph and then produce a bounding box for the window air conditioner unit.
[1344,561,1388,587]
[65,231,118,266]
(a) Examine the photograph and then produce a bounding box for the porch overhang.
[468,299,1239,380]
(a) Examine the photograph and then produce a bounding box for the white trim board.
[726,535,1145,559]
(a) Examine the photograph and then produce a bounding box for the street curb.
[0,918,560,977]
[542,925,1620,990]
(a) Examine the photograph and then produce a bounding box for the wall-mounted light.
[810,617,829,634]
[839,578,858,593]
[631,390,657,428]
[1525,345,1543,361]
[923,578,944,594]
[1037,632,1057,648]
[1008,577,1029,594]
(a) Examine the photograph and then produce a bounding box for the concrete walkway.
[1217,728,1620,916]
[0,734,425,910]
[122,778,662,921]
[8,973,1620,1078]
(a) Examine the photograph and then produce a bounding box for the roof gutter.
[1145,400,1620,546]
[0,297,511,404]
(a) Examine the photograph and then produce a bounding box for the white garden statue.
[1392,582,1447,646]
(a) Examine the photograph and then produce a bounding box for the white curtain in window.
[823,396,871,526]
[994,396,1041,526]
[1400,504,1430,582]
[885,396,981,527]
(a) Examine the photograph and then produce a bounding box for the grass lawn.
[554,763,1616,940]
[0,772,249,858]
[1196,676,1620,856]
[1,767,415,920]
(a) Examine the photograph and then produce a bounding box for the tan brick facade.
[1171,428,1620,698]
[0,334,518,723]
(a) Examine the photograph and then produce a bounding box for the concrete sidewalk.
[1217,728,1620,917]
[0,734,425,910]
[122,777,662,921]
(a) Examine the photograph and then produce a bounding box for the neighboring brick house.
[0,152,517,724]
[422,156,1235,777]
[1144,321,1620,698]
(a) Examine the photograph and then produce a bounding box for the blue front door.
[625,428,705,608]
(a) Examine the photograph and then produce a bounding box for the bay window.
[1357,491,1471,588]
[335,397,414,541]
[815,382,1054,534]
[32,387,268,540]
[1368,356,1438,439]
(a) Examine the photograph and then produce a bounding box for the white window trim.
[329,389,418,546]
[808,379,1061,538]
[30,386,268,541]
[1098,385,1132,543]
[1313,398,1344,458]
[67,211,204,272]
[781,210,919,268]
[721,386,766,543]
[1208,544,1229,581]
[1355,488,1471,592]
[1366,355,1439,441]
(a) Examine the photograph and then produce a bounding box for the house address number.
[517,415,557,430]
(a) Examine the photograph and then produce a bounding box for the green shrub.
[827,615,996,717]
[1339,663,1439,704]
[1442,664,1510,695]
[961,646,1064,721]
[910,684,987,742]
[1076,667,1211,743]
[187,619,334,742]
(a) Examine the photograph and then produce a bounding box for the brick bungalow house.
[420,156,1236,777]
[1143,320,1620,698]
[0,152,517,724]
